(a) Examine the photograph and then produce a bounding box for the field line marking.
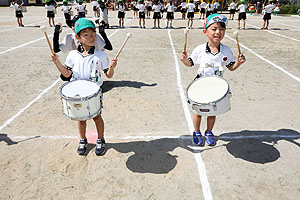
[167,28,213,200]
[225,34,300,83]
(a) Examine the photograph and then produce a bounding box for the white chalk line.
[167,27,213,200]
[247,23,300,42]
[0,22,130,131]
[4,134,299,141]
[225,34,300,83]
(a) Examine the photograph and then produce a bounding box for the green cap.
[74,18,96,34]
[63,0,68,3]
[240,0,246,3]
[45,0,51,2]
[78,0,83,2]
[204,13,228,29]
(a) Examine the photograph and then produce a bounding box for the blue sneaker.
[205,131,216,146]
[193,131,204,146]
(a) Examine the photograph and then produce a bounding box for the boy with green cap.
[51,18,118,156]
[180,14,246,146]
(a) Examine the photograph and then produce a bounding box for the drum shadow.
[0,133,40,146]
[107,137,194,174]
[217,129,300,164]
[102,80,157,93]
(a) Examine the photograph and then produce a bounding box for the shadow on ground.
[102,80,157,93]
[217,129,300,164]
[0,133,39,146]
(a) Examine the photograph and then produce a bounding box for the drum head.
[61,80,100,98]
[187,76,229,104]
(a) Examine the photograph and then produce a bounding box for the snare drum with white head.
[60,80,102,121]
[186,76,231,116]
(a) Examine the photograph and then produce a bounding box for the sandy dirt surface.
[0,3,300,200]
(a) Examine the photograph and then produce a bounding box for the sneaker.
[205,131,216,146]
[143,26,146,29]
[193,131,204,146]
[95,138,106,156]
[77,138,88,155]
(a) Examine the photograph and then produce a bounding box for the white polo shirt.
[45,5,56,11]
[61,5,71,13]
[166,4,175,12]
[189,43,236,76]
[137,4,146,12]
[238,4,248,13]
[200,2,207,9]
[10,3,21,11]
[153,4,162,12]
[186,3,195,13]
[64,47,109,86]
[206,3,214,11]
[75,4,85,12]
[59,33,106,54]
[118,4,126,12]
[265,4,276,13]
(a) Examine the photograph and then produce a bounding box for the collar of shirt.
[205,42,221,55]
[77,44,95,55]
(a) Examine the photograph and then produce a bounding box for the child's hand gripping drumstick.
[233,31,241,55]
[40,25,54,55]
[183,28,189,53]
[114,33,132,60]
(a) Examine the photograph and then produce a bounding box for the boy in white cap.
[180,13,246,146]
[51,18,117,156]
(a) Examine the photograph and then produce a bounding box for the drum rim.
[186,75,230,105]
[60,79,102,101]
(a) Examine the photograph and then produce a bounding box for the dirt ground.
[0,3,300,200]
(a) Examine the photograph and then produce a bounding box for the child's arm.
[228,53,246,71]
[51,54,72,78]
[105,59,118,78]
[180,51,192,67]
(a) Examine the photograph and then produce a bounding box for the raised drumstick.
[184,28,189,52]
[233,31,241,55]
[114,33,132,60]
[40,25,54,55]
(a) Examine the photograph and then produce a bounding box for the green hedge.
[279,3,300,14]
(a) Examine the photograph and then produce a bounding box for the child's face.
[203,23,225,44]
[77,28,97,47]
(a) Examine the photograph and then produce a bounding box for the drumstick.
[40,25,54,55]
[233,31,241,55]
[184,28,189,52]
[114,33,132,60]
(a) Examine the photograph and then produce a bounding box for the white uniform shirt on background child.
[146,0,152,7]
[99,7,108,23]
[206,3,214,11]
[229,2,237,9]
[59,33,106,53]
[10,3,21,11]
[186,3,195,12]
[137,4,146,12]
[238,4,248,13]
[166,4,175,12]
[118,4,126,12]
[264,4,276,13]
[200,2,206,8]
[45,5,56,11]
[214,2,220,9]
[61,5,71,13]
[153,4,162,12]
[92,0,98,7]
[189,43,235,76]
[64,49,109,86]
[180,2,187,9]
[75,4,85,12]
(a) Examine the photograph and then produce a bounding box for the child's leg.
[48,17,51,26]
[154,19,156,27]
[193,114,202,132]
[139,18,141,27]
[206,116,216,132]
[143,18,145,26]
[262,20,266,28]
[93,114,104,139]
[243,19,246,28]
[78,120,87,139]
[266,20,269,28]
[190,18,193,27]
[187,18,190,27]
[238,20,240,28]
[158,19,160,27]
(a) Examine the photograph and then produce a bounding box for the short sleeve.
[64,51,75,69]
[100,53,109,72]
[223,46,236,68]
[189,45,203,66]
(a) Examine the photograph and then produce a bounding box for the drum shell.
[60,80,102,121]
[187,76,232,116]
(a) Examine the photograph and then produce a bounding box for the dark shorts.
[16,10,23,18]
[139,11,145,18]
[147,6,152,11]
[78,12,86,17]
[118,11,125,18]
[206,11,212,18]
[230,9,236,14]
[153,12,161,19]
[200,8,205,13]
[263,13,272,20]
[181,8,187,13]
[166,12,174,19]
[64,13,71,20]
[134,7,139,11]
[187,12,194,18]
[47,11,55,18]
[238,12,247,20]
[93,6,98,11]
[213,9,218,13]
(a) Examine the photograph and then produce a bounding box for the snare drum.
[60,80,102,121]
[186,76,231,116]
